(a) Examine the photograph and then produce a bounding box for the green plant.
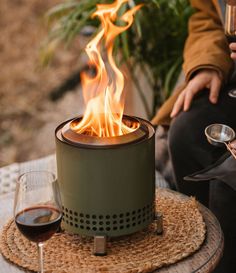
[42,0,193,119]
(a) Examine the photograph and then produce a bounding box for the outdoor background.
[0,0,190,167]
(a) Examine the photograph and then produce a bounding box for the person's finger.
[183,85,198,111]
[231,52,236,60]
[229,140,236,150]
[229,43,236,51]
[209,76,221,104]
[170,91,186,118]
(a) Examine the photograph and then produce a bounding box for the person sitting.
[152,0,236,272]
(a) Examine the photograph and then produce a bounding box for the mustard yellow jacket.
[152,0,234,126]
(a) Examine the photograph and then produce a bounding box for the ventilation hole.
[99,215,103,219]
[138,221,141,224]
[79,213,84,217]
[106,221,110,225]
[126,218,130,222]
[137,215,141,219]
[92,215,96,219]
[65,214,68,218]
[142,207,145,211]
[86,227,91,230]
[62,212,65,216]
[92,227,97,231]
[99,227,104,231]
[92,221,97,225]
[80,225,84,229]
[132,223,136,227]
[66,220,69,224]
[126,212,130,217]
[65,208,68,212]
[138,209,141,213]
[132,217,136,221]
[85,214,90,219]
[86,220,90,224]
[99,221,103,225]
[113,220,117,225]
[75,224,78,228]
[119,213,124,218]
[106,215,110,219]
[74,218,78,222]
[112,214,117,219]
[113,226,117,230]
[70,222,73,226]
[62,206,64,210]
[80,219,84,223]
[106,227,111,231]
[74,211,78,216]
[119,219,124,224]
[126,224,130,228]
[132,211,136,215]
[69,210,73,214]
[70,216,73,220]
[120,226,124,230]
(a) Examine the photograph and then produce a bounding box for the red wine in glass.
[15,206,62,243]
[14,171,62,273]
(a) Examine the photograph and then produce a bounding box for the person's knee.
[168,112,192,154]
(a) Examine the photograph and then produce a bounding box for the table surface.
[0,156,223,273]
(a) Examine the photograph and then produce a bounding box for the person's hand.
[229,43,236,60]
[170,69,222,118]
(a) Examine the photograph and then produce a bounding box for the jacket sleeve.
[183,0,234,82]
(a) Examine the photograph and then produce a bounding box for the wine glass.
[225,1,236,98]
[14,171,62,273]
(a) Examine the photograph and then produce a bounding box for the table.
[0,155,223,273]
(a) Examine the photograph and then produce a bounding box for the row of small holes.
[62,204,154,231]
[62,204,153,218]
[63,214,153,224]
[63,214,153,231]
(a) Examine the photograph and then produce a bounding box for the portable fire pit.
[55,0,157,255]
[56,115,155,241]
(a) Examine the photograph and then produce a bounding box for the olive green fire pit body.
[55,115,155,237]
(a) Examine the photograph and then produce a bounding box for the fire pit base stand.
[93,235,107,256]
[92,213,163,256]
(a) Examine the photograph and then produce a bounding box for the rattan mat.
[0,189,206,273]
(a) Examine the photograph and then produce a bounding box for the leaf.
[46,2,78,24]
[164,56,182,98]
[150,0,160,8]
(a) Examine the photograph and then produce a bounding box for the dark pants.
[168,87,236,272]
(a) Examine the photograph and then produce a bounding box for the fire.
[71,0,142,137]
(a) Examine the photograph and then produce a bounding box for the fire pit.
[55,0,156,254]
[55,115,155,238]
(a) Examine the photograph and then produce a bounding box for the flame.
[71,0,142,137]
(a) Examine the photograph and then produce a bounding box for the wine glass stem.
[37,242,44,273]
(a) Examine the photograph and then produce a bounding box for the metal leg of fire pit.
[93,235,107,256]
[155,212,163,235]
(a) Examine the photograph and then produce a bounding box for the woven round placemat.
[0,189,206,273]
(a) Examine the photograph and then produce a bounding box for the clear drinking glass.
[225,1,236,98]
[14,171,62,273]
